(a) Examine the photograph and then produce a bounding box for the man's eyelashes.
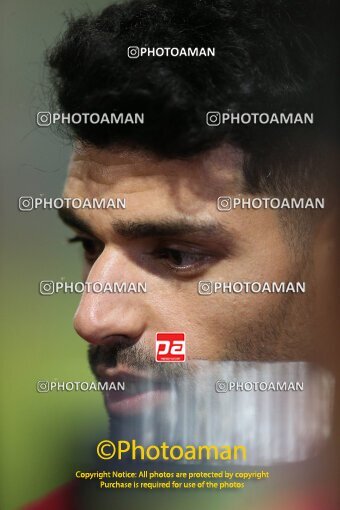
[68,236,220,276]
[68,236,104,263]
[148,246,215,274]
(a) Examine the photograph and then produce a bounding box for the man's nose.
[73,249,147,346]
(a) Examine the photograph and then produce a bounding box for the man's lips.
[96,367,171,416]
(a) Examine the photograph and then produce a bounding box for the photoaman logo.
[97,439,247,462]
[155,332,186,362]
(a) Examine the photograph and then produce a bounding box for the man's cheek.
[183,301,233,360]
[226,251,291,283]
[180,294,270,360]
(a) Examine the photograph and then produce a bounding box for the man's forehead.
[67,143,245,188]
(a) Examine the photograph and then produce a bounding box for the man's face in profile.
[61,143,318,416]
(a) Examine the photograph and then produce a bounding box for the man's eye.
[68,236,103,263]
[152,247,211,272]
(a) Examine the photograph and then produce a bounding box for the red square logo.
[155,333,186,362]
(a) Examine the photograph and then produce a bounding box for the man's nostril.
[102,335,139,347]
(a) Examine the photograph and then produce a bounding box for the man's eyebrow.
[58,207,234,243]
[58,207,96,237]
[112,218,233,241]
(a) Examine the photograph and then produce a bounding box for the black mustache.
[88,343,192,380]
[88,343,126,369]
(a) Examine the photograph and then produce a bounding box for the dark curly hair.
[47,0,337,192]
